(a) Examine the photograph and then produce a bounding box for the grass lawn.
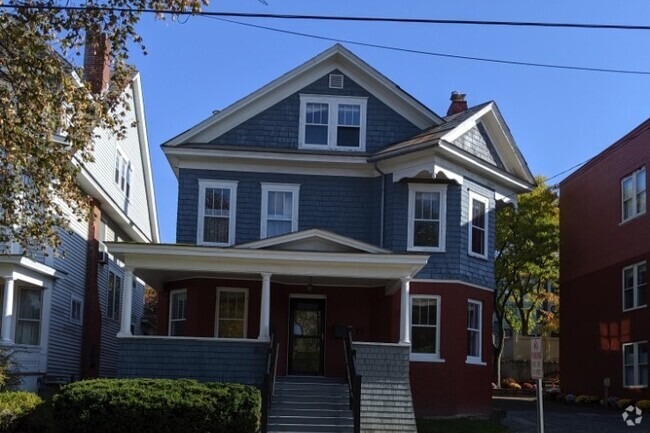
[417,418,508,433]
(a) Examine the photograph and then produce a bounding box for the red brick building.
[560,119,648,400]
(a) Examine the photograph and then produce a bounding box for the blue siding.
[210,70,422,154]
[453,124,505,170]
[177,168,381,246]
[118,337,268,386]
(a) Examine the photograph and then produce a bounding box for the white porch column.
[117,267,134,337]
[1,277,15,343]
[399,277,411,344]
[258,272,271,341]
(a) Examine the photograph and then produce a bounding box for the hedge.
[0,391,43,432]
[52,378,261,433]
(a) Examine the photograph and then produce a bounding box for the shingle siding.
[118,338,268,386]
[211,70,422,154]
[453,124,505,170]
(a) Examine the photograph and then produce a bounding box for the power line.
[3,3,649,75]
[3,3,650,32]
[209,17,650,75]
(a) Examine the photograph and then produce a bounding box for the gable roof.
[371,101,535,191]
[236,228,390,254]
[163,44,443,147]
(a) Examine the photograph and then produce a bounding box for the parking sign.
[531,338,544,380]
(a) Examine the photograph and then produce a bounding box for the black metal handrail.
[343,327,361,433]
[261,334,279,433]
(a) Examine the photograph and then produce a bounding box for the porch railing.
[261,334,279,433]
[343,327,361,433]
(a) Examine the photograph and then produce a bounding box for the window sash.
[70,296,83,324]
[107,272,122,320]
[623,342,648,387]
[410,296,439,357]
[198,181,237,246]
[300,96,367,150]
[623,262,647,310]
[16,289,42,345]
[467,301,482,359]
[622,167,646,221]
[408,184,446,252]
[216,289,248,339]
[169,290,187,336]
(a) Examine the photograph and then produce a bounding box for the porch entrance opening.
[288,298,325,375]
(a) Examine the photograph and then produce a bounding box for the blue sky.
[127,0,650,242]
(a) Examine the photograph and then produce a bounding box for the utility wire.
[3,3,650,32]
[3,3,649,75]
[209,16,650,76]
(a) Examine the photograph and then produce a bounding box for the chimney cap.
[450,91,466,101]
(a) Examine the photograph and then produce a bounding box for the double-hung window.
[468,192,489,258]
[467,300,483,363]
[299,95,367,151]
[169,289,187,336]
[622,167,646,222]
[198,180,237,246]
[114,148,132,198]
[623,341,648,388]
[107,271,122,320]
[215,288,248,339]
[70,294,83,325]
[407,184,447,252]
[16,289,42,345]
[410,295,441,361]
[261,184,300,238]
[623,261,647,311]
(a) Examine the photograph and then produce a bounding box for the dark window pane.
[414,221,439,247]
[472,227,485,254]
[337,126,360,147]
[306,125,328,145]
[472,200,486,229]
[412,327,436,354]
[204,217,229,243]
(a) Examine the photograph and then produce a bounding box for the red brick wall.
[408,282,494,417]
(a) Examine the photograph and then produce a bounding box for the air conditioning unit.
[98,251,108,264]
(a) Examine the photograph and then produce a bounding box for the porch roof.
[105,242,429,291]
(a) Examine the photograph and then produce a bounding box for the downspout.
[373,163,386,248]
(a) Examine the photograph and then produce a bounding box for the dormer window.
[299,95,367,151]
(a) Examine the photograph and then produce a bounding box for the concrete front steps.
[268,376,354,433]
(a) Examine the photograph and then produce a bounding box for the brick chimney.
[447,91,468,116]
[84,32,111,94]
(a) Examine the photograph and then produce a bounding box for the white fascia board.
[437,142,533,193]
[165,147,377,178]
[106,243,429,280]
[131,73,160,243]
[440,103,534,185]
[237,228,390,253]
[0,256,63,285]
[75,167,152,243]
[164,45,440,147]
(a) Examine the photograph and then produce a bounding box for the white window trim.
[298,94,368,151]
[114,146,132,199]
[622,341,648,388]
[106,270,122,320]
[168,288,187,336]
[468,191,489,259]
[622,261,647,312]
[410,294,443,362]
[407,183,447,252]
[621,167,646,223]
[69,293,83,325]
[214,287,249,339]
[197,179,238,246]
[466,299,483,364]
[260,183,300,239]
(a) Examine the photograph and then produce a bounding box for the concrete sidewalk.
[493,396,650,433]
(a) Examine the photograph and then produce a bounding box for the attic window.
[299,95,367,151]
[329,74,344,89]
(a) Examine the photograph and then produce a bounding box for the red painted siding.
[157,278,494,416]
[561,119,650,400]
[409,282,494,417]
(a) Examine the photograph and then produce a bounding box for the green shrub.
[575,395,599,404]
[617,398,633,409]
[53,378,261,433]
[0,391,43,432]
[636,400,650,410]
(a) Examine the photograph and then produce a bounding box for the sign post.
[531,337,545,433]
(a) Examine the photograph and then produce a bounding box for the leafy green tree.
[0,0,204,254]
[493,177,559,384]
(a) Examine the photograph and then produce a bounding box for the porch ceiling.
[106,242,429,291]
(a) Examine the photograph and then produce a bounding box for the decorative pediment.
[235,229,389,254]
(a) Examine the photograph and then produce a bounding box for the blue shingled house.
[109,44,535,431]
